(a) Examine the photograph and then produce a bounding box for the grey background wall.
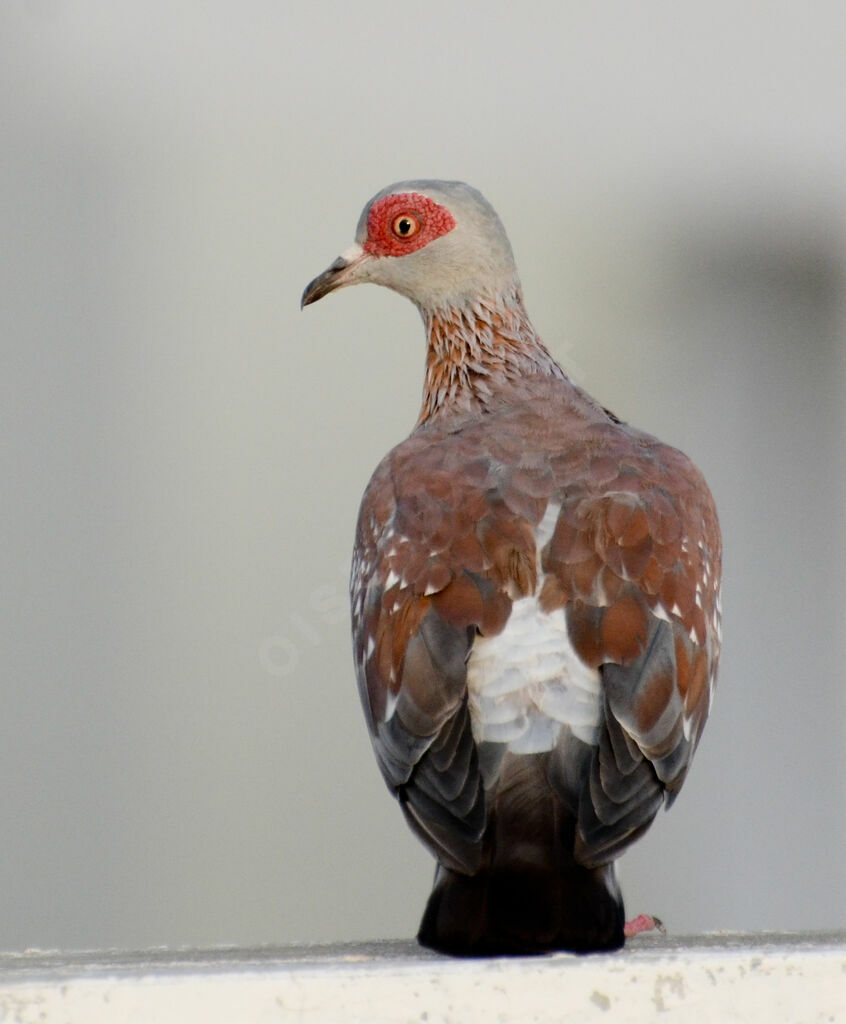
[2,1,845,951]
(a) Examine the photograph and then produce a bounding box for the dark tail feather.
[417,752,625,956]
[417,858,624,956]
[417,760,625,957]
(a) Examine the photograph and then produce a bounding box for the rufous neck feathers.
[417,288,565,425]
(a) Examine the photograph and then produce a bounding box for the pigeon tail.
[418,818,624,956]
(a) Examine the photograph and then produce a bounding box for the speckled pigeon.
[301,181,722,956]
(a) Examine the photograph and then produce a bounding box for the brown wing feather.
[351,443,517,874]
[540,421,721,865]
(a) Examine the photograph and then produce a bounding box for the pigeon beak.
[301,244,371,308]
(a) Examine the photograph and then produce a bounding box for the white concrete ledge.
[0,932,843,1023]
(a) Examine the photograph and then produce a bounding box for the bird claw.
[624,913,666,939]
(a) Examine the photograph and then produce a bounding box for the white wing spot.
[383,688,398,722]
[535,501,561,551]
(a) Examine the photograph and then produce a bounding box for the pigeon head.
[301,180,521,314]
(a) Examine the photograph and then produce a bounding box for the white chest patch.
[465,502,601,754]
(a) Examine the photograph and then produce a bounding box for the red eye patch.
[364,192,456,257]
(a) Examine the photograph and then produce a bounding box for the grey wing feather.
[573,617,694,867]
[367,608,487,874]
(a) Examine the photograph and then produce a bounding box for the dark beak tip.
[300,250,364,310]
[300,275,324,310]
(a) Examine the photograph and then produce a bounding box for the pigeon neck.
[417,288,565,425]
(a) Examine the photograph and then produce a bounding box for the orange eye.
[391,213,421,239]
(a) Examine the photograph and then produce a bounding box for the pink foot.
[624,913,666,939]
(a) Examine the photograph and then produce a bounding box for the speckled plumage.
[302,181,722,956]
